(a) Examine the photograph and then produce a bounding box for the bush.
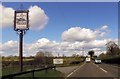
[102,55,120,64]
[70,61,81,65]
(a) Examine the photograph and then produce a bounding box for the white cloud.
[99,32,106,37]
[61,25,111,42]
[99,25,111,37]
[0,24,116,57]
[29,6,49,30]
[86,40,107,48]
[0,40,18,56]
[1,38,118,57]
[0,5,14,28]
[1,5,48,30]
[101,25,108,30]
[62,27,96,42]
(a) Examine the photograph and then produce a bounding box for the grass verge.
[14,69,64,77]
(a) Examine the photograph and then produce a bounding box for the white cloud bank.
[62,26,110,42]
[62,27,96,42]
[0,5,48,30]
[1,37,118,57]
[1,25,117,57]
[0,5,14,27]
[29,6,48,30]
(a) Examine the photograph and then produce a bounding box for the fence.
[2,66,56,79]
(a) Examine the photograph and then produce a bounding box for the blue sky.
[2,2,118,43]
[1,2,118,56]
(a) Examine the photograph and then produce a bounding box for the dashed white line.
[92,62,99,68]
[99,67,108,73]
[92,62,108,73]
[95,64,99,68]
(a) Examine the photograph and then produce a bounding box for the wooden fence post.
[32,71,34,79]
[54,66,56,71]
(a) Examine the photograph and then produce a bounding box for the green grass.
[2,66,64,78]
[2,65,35,76]
[13,69,64,78]
[2,58,34,62]
[35,69,64,77]
[2,57,84,78]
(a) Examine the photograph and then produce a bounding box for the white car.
[86,57,91,63]
[95,59,101,64]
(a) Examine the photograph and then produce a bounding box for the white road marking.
[92,62,108,73]
[92,62,99,68]
[99,67,108,73]
[65,62,86,79]
[66,72,73,78]
[96,65,99,67]
[94,64,99,68]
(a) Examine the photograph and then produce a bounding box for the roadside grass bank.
[2,68,64,78]
[2,56,85,78]
[14,69,64,77]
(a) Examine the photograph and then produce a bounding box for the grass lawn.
[2,66,64,78]
[14,69,64,78]
[35,69,64,77]
[2,65,35,76]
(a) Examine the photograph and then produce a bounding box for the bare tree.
[35,51,45,57]
[34,51,46,65]
[106,41,120,56]
[99,53,106,59]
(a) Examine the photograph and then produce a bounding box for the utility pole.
[58,53,59,57]
[82,47,84,56]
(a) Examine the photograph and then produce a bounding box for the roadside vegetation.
[3,40,119,77]
[2,51,85,76]
[99,41,120,65]
[85,41,120,66]
[4,69,64,78]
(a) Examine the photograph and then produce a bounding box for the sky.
[0,2,119,57]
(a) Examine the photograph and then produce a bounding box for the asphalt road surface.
[66,61,119,79]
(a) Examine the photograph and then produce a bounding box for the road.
[65,61,119,79]
[56,66,79,76]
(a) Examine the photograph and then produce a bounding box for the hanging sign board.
[14,10,29,31]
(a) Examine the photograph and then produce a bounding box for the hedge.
[102,55,120,64]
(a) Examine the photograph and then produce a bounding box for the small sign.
[14,10,29,31]
[53,59,63,64]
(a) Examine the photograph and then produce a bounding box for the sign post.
[14,10,29,72]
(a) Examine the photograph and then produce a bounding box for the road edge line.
[65,62,86,79]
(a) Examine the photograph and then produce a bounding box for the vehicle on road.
[86,57,91,63]
[95,58,101,64]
